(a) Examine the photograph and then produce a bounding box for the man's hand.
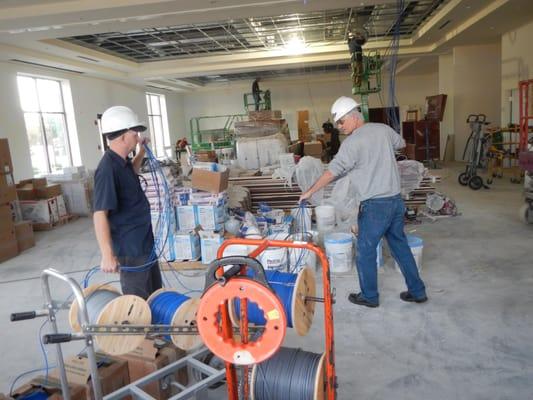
[137,136,150,146]
[299,191,312,204]
[100,254,119,273]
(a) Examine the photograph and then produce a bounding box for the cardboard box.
[0,238,18,263]
[303,141,323,158]
[50,354,129,400]
[15,221,35,252]
[191,166,229,194]
[18,178,47,188]
[195,150,217,163]
[117,340,188,400]
[199,230,223,264]
[0,205,16,242]
[35,184,62,199]
[174,231,201,261]
[0,139,13,175]
[176,205,198,231]
[12,375,86,400]
[196,204,225,231]
[0,181,17,205]
[10,200,22,222]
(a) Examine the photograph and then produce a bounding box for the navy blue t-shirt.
[93,149,153,262]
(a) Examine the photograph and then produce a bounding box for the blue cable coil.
[149,291,190,341]
[18,390,49,400]
[234,269,297,327]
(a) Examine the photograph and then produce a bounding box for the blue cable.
[9,319,55,397]
[234,269,297,327]
[150,291,190,341]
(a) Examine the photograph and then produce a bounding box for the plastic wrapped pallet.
[236,133,288,170]
[397,160,426,196]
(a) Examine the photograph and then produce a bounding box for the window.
[17,75,78,176]
[146,93,172,158]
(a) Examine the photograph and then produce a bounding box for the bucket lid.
[406,234,423,247]
[324,232,353,244]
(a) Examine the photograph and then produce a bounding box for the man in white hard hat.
[93,106,162,299]
[300,96,427,308]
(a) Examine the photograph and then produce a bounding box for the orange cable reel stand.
[197,256,287,365]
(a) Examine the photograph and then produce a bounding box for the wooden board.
[95,294,152,356]
[162,260,206,271]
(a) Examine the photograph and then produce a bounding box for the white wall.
[439,54,454,159]
[181,70,438,140]
[501,18,533,125]
[452,43,501,161]
[0,61,184,180]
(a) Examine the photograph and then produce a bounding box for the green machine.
[189,114,247,151]
[243,89,272,112]
[349,30,383,121]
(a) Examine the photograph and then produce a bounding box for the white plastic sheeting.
[295,156,325,205]
[397,160,426,196]
[236,133,288,170]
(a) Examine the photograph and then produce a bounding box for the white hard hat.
[100,106,146,135]
[331,96,360,122]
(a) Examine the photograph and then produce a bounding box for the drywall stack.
[47,166,94,216]
[0,139,35,261]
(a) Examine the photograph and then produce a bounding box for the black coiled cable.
[253,347,323,400]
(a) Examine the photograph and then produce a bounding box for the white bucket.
[291,207,312,232]
[315,205,336,232]
[288,233,317,272]
[324,232,354,274]
[258,233,288,270]
[394,235,423,272]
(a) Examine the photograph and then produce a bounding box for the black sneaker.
[400,291,428,303]
[348,292,379,308]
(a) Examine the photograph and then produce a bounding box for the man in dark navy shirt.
[93,106,162,299]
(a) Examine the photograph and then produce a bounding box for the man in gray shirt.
[300,96,427,308]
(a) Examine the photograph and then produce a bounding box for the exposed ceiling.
[60,1,444,62]
[0,0,532,91]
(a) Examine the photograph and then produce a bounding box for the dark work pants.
[118,257,163,300]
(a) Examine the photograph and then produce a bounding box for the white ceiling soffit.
[0,0,532,89]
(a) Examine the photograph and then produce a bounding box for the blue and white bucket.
[394,235,423,272]
[324,232,354,274]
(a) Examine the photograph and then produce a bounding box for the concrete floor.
[1,163,532,399]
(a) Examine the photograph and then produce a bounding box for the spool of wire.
[18,390,49,400]
[231,268,316,336]
[68,285,151,355]
[147,289,203,350]
[251,347,325,400]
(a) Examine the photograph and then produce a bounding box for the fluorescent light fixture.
[148,41,178,47]
[285,37,306,55]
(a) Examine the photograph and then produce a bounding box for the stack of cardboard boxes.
[17,177,69,230]
[0,139,35,262]
[10,340,189,400]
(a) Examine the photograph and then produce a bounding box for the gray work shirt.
[328,122,405,202]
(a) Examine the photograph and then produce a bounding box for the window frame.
[17,74,74,175]
[146,92,172,158]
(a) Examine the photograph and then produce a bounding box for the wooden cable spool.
[146,288,203,351]
[68,284,151,355]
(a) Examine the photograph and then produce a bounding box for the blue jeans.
[356,194,426,304]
